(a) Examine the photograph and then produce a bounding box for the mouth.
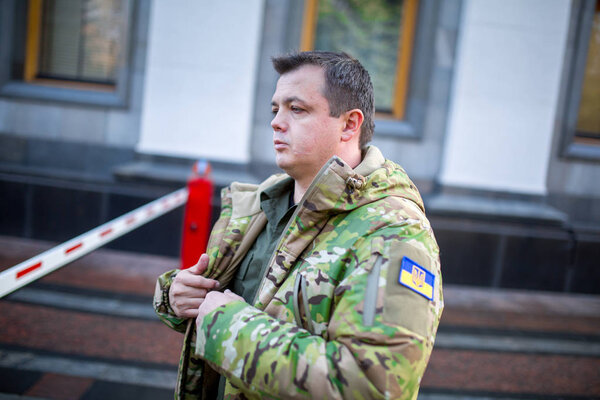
[273,140,288,150]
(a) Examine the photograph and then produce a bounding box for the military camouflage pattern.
[154,146,443,399]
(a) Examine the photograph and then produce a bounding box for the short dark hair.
[272,51,375,149]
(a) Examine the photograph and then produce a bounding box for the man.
[154,51,443,399]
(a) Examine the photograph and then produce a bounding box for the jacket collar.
[230,174,289,219]
[229,145,422,219]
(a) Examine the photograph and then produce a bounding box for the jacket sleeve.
[194,232,443,399]
[153,268,189,334]
[152,186,234,335]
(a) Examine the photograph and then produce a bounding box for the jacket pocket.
[293,272,316,334]
[291,265,337,337]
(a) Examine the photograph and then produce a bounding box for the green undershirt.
[230,176,296,303]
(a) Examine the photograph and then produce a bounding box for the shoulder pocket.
[383,241,436,338]
[363,255,383,327]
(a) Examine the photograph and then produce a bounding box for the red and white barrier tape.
[0,188,189,299]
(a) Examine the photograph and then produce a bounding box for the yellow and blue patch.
[398,256,434,301]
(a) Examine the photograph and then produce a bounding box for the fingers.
[197,290,246,321]
[197,290,225,320]
[170,284,207,300]
[175,298,204,318]
[178,306,199,319]
[168,255,223,318]
[177,271,220,290]
[188,253,210,275]
[197,253,209,274]
[224,289,245,302]
[183,297,206,317]
[169,285,207,318]
[183,254,219,289]
[169,270,218,318]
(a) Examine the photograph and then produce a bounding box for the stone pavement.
[0,235,598,399]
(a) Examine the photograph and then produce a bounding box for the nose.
[271,111,287,132]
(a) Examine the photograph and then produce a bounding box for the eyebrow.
[271,96,307,107]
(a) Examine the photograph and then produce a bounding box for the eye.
[271,107,278,115]
[291,106,304,113]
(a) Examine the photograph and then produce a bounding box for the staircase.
[1,236,598,399]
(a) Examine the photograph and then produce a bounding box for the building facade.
[1,0,598,293]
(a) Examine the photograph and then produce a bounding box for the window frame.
[299,0,436,139]
[0,0,135,108]
[560,0,600,161]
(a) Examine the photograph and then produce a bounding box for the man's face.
[271,65,346,182]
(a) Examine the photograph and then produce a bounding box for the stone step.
[6,285,600,358]
[1,235,599,399]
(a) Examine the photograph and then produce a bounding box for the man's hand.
[197,289,245,322]
[169,254,220,318]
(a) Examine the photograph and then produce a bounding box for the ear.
[340,109,364,143]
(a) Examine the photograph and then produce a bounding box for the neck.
[293,180,309,204]
[342,148,362,171]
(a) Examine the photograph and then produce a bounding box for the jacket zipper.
[363,255,383,326]
[251,158,337,306]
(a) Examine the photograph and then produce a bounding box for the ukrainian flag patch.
[399,256,434,301]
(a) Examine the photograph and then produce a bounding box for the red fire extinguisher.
[180,160,213,269]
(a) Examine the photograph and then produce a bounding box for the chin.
[275,154,290,169]
[275,158,296,176]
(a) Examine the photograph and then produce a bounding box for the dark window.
[33,0,125,86]
[0,0,134,107]
[574,1,600,145]
[301,0,418,120]
[561,0,600,159]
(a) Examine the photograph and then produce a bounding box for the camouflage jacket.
[154,146,443,399]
